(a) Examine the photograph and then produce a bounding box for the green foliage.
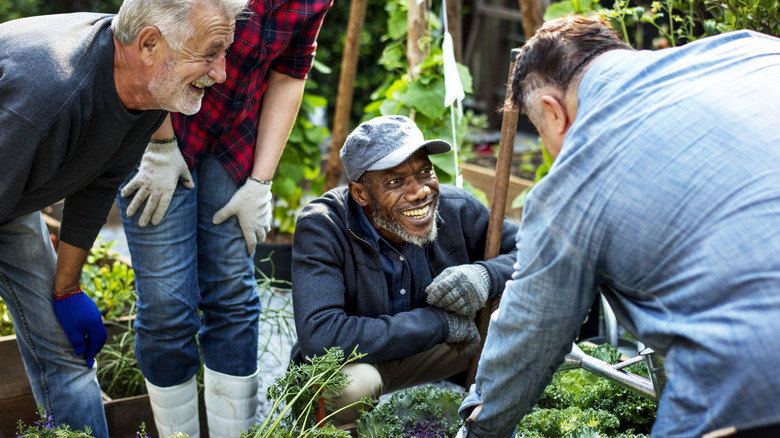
[97,313,146,399]
[308,0,391,126]
[271,92,329,235]
[511,139,555,209]
[243,347,366,438]
[355,385,465,438]
[363,44,485,186]
[255,268,297,365]
[544,0,604,20]
[1,0,122,22]
[517,406,622,438]
[81,239,137,320]
[519,343,657,437]
[16,406,94,438]
[701,0,780,37]
[0,0,40,22]
[0,298,13,336]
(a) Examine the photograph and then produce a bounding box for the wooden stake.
[468,48,523,388]
[323,0,368,191]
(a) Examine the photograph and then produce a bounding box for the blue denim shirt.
[355,207,432,314]
[462,30,780,437]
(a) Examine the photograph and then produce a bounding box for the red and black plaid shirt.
[171,0,332,183]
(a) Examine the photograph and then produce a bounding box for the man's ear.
[540,94,570,136]
[348,181,370,207]
[136,26,165,66]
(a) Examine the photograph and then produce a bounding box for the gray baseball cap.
[339,115,452,181]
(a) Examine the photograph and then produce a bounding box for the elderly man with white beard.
[0,0,247,436]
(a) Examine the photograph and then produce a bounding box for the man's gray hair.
[506,15,632,117]
[112,0,249,51]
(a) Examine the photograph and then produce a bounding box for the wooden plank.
[0,393,38,438]
[104,394,156,438]
[0,335,33,400]
[460,161,532,223]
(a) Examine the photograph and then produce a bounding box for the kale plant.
[356,384,465,438]
[519,343,657,437]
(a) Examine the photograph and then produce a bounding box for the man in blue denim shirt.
[459,15,780,438]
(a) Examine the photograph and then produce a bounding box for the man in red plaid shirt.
[117,1,332,436]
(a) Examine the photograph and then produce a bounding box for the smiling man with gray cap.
[289,115,520,424]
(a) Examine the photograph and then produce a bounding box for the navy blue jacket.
[291,185,520,364]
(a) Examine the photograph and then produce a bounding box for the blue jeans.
[0,213,108,438]
[117,153,261,387]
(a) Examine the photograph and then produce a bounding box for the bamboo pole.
[446,0,462,62]
[518,0,549,40]
[407,0,426,80]
[468,48,523,388]
[323,0,368,191]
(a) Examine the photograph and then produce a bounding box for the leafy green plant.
[255,265,296,364]
[270,92,329,236]
[355,384,465,438]
[242,347,366,438]
[16,406,94,438]
[81,238,136,320]
[97,308,146,399]
[701,0,780,37]
[0,298,13,336]
[517,343,657,437]
[511,138,555,210]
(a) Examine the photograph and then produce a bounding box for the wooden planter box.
[0,320,210,438]
[0,210,180,438]
[0,322,153,438]
[460,162,534,223]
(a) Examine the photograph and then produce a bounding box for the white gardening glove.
[212,178,273,255]
[120,139,194,226]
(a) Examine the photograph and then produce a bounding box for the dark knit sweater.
[0,13,165,247]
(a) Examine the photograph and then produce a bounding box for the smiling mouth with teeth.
[402,204,430,219]
[191,77,215,89]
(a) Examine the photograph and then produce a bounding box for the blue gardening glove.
[444,311,481,358]
[121,139,194,227]
[426,264,491,316]
[52,291,107,368]
[212,178,273,255]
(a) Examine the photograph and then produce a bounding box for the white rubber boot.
[204,367,259,438]
[145,375,201,438]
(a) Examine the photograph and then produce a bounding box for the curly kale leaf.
[517,406,621,438]
[535,343,657,433]
[356,385,465,438]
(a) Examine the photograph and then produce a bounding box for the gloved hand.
[426,264,491,316]
[444,311,481,358]
[51,291,107,368]
[212,178,273,255]
[120,139,194,227]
